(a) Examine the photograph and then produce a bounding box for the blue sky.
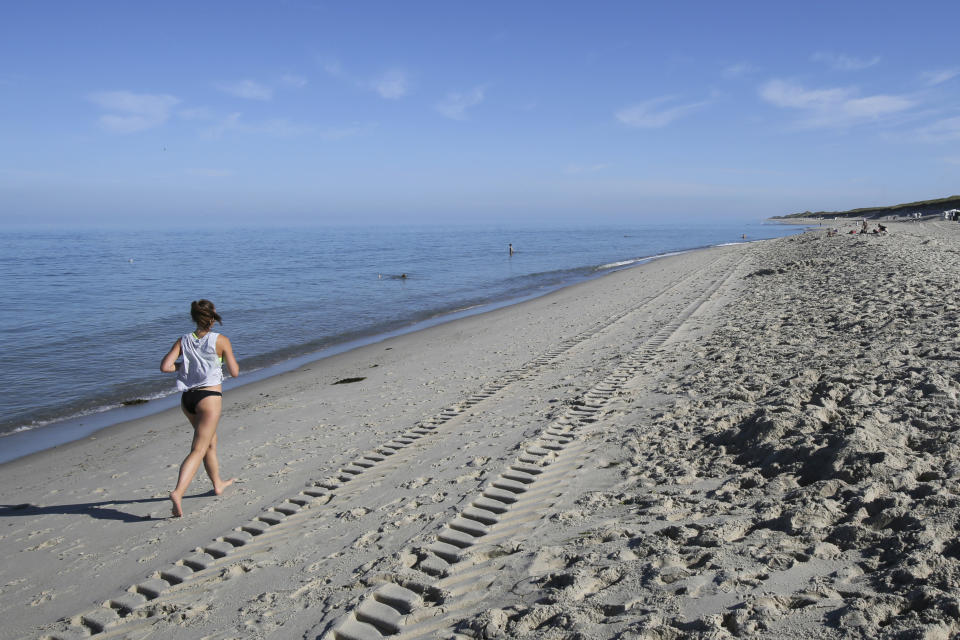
[2,1,959,226]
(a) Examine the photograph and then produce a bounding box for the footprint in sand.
[25,528,54,540]
[23,537,63,552]
[352,530,381,549]
[336,507,371,520]
[455,469,482,483]
[400,476,432,489]
[389,513,425,528]
[528,546,568,574]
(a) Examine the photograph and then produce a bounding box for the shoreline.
[769,213,949,225]
[0,237,780,466]
[15,224,959,638]
[0,241,746,639]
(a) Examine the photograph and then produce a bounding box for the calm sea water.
[0,222,802,455]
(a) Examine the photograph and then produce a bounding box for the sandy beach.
[3,220,960,640]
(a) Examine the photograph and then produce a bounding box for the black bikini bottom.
[181,389,222,414]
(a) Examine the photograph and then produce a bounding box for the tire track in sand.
[321,249,752,640]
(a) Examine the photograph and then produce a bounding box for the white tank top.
[176,332,224,391]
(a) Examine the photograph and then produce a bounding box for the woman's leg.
[170,395,231,517]
[202,427,235,494]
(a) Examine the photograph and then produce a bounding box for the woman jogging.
[160,299,239,517]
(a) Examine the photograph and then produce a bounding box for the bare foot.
[169,491,183,518]
[213,478,237,496]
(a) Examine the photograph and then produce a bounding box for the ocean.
[0,222,804,462]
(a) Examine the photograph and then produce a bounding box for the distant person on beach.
[160,299,239,518]
[509,243,514,256]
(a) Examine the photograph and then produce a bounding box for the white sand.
[2,221,959,640]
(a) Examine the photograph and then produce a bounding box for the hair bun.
[190,299,223,328]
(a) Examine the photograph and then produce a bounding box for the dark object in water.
[332,377,366,385]
[122,398,149,406]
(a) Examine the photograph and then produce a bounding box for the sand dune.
[2,220,958,639]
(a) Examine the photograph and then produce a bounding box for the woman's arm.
[161,339,182,373]
[217,335,240,378]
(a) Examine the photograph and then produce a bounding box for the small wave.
[6,425,34,435]
[0,388,175,438]
[436,303,484,317]
[594,249,691,272]
[596,258,643,270]
[1,407,119,437]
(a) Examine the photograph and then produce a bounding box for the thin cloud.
[320,56,411,100]
[87,90,180,133]
[759,79,914,128]
[319,57,345,78]
[917,116,960,142]
[178,106,214,120]
[200,113,316,139]
[201,112,242,138]
[217,79,273,101]
[372,70,409,99]
[760,80,853,109]
[811,51,880,71]
[722,62,757,78]
[280,74,308,88]
[920,69,959,86]
[616,96,709,128]
[437,86,486,120]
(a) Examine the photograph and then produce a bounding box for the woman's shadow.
[0,492,213,522]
